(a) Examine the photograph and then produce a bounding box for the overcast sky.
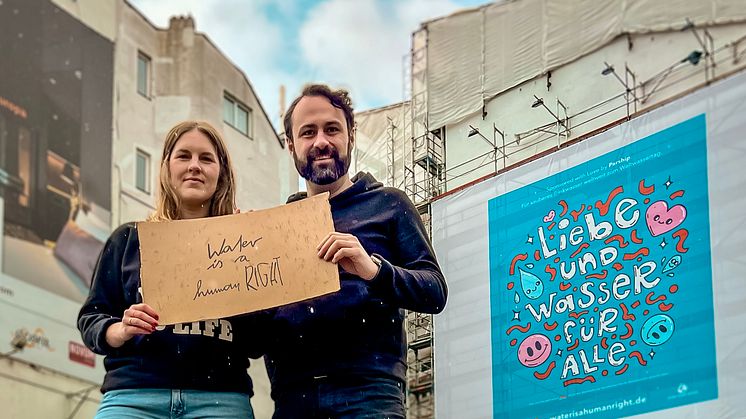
[129,0,486,129]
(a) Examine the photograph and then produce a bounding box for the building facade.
[0,0,292,417]
[353,1,746,417]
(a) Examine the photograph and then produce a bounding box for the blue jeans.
[272,376,406,419]
[96,389,254,419]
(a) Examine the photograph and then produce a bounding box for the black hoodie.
[77,223,261,394]
[265,172,447,396]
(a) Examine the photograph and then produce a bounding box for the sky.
[128,0,488,129]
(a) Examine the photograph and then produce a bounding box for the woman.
[78,121,260,418]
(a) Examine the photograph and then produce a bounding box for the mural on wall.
[488,115,717,418]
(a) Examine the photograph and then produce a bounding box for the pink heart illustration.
[645,201,686,237]
[543,210,555,223]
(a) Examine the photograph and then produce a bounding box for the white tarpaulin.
[355,102,411,189]
[425,0,746,129]
[432,70,746,418]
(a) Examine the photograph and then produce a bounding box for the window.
[137,52,151,97]
[135,148,150,193]
[223,93,252,137]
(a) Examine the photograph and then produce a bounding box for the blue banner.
[488,114,717,418]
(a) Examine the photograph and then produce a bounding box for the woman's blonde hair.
[148,121,236,221]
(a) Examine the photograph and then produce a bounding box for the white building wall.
[445,23,746,190]
[355,102,411,189]
[357,6,746,199]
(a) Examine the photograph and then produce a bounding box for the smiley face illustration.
[641,314,675,346]
[517,334,551,367]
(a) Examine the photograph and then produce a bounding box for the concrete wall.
[0,357,100,419]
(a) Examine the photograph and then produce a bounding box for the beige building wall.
[113,0,163,224]
[114,3,296,225]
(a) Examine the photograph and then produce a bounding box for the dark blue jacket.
[265,172,447,396]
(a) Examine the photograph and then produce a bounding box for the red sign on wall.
[68,341,95,368]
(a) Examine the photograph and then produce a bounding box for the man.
[264,84,447,418]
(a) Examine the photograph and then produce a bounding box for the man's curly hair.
[283,84,355,141]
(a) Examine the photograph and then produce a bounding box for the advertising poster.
[487,115,717,418]
[0,0,113,381]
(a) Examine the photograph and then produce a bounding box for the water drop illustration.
[662,254,683,273]
[518,268,544,300]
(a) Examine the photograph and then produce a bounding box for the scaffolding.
[402,25,441,419]
[406,310,434,418]
[403,124,441,417]
[386,116,396,187]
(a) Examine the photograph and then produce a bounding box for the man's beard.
[293,141,352,185]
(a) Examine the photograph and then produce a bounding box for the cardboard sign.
[138,193,339,325]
